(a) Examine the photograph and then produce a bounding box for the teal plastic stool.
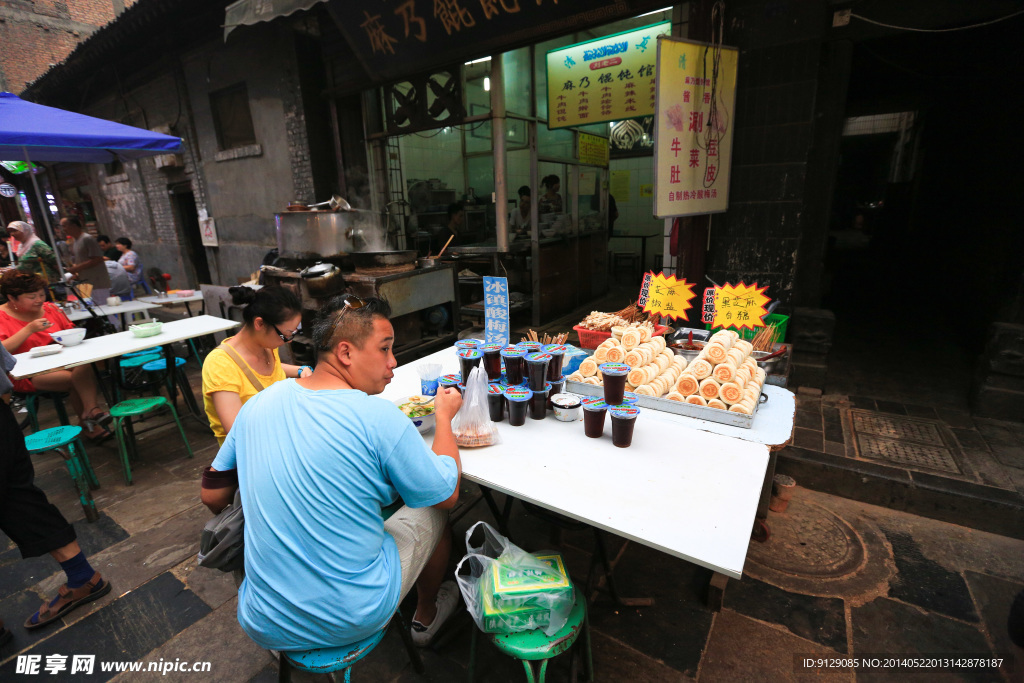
[469,593,593,683]
[24,426,100,522]
[109,396,193,485]
[119,353,163,391]
[278,612,423,682]
[121,348,160,359]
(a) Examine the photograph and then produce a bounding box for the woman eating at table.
[0,270,111,442]
[202,286,312,446]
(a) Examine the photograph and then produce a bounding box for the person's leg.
[32,368,106,432]
[412,529,451,626]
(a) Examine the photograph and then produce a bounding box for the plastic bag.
[455,521,575,635]
[451,366,500,447]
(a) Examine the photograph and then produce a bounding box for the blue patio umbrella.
[0,91,182,275]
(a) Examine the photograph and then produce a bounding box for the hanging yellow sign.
[711,282,771,332]
[653,36,739,218]
[638,271,697,321]
[546,21,671,129]
[578,133,610,166]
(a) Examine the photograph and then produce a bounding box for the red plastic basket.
[573,324,669,350]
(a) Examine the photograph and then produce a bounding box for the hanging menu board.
[653,36,739,218]
[546,21,671,129]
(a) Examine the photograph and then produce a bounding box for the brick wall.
[0,0,137,93]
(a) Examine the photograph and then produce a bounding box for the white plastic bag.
[451,366,501,447]
[455,521,575,635]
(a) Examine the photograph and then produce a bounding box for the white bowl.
[393,396,437,433]
[48,328,86,346]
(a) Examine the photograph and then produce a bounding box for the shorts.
[384,506,448,602]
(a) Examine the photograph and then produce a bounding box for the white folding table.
[378,348,795,581]
[66,300,159,328]
[139,292,206,317]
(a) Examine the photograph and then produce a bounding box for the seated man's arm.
[200,429,239,514]
[430,387,462,510]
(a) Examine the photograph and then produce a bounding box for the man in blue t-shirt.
[200,294,463,651]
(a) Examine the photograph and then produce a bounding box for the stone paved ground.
[1,298,1022,682]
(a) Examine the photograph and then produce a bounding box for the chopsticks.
[521,330,568,345]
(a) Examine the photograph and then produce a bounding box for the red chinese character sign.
[637,272,697,322]
[701,282,771,332]
[653,36,738,218]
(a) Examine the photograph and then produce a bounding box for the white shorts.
[384,506,448,601]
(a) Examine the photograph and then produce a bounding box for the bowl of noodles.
[394,396,436,434]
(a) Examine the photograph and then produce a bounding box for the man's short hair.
[447,202,464,219]
[312,294,392,355]
[63,216,82,228]
[97,234,110,244]
[518,185,530,198]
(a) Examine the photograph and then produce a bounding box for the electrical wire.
[850,8,1024,33]
[696,0,728,189]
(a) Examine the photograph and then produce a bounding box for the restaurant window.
[210,83,257,151]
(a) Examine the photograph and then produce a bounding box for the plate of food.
[394,395,436,433]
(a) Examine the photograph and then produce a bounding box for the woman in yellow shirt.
[202,286,311,445]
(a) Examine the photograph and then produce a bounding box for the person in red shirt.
[0,270,111,441]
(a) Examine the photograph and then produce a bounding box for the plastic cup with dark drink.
[455,338,484,351]
[500,346,527,385]
[547,378,565,407]
[542,344,568,381]
[529,382,552,420]
[609,405,640,448]
[439,374,461,394]
[621,391,639,406]
[598,362,631,405]
[504,386,532,426]
[582,398,608,438]
[480,342,504,381]
[458,348,483,385]
[524,352,552,391]
[487,383,505,422]
[517,341,543,354]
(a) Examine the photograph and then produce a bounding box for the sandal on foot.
[86,427,113,445]
[83,410,113,428]
[24,574,112,630]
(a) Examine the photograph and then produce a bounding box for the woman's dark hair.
[115,237,133,249]
[518,185,531,198]
[542,175,560,190]
[97,234,111,244]
[229,285,301,329]
[0,269,47,299]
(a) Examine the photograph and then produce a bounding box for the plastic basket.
[706,313,789,343]
[573,324,669,350]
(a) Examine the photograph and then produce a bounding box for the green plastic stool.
[469,593,593,683]
[24,426,100,522]
[20,391,72,433]
[110,396,193,485]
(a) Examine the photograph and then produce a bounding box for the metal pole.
[22,147,67,277]
[491,55,509,253]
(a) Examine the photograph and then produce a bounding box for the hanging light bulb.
[484,76,491,91]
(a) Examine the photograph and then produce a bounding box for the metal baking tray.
[564,380,766,429]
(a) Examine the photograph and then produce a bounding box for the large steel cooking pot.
[300,262,345,298]
[275,212,360,261]
[349,251,418,270]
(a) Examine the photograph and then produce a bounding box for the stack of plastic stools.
[109,397,193,485]
[142,356,199,416]
[24,426,100,522]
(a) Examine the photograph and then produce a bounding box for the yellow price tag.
[640,272,697,321]
[711,282,770,332]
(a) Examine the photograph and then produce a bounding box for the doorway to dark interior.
[171,185,211,285]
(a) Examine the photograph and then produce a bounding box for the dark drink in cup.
[547,378,565,407]
[500,346,527,385]
[439,374,461,393]
[609,405,640,448]
[480,342,504,381]
[582,398,608,438]
[621,391,639,406]
[455,338,483,351]
[598,362,630,405]
[542,344,568,381]
[517,341,543,354]
[487,383,505,422]
[529,382,551,420]
[458,349,483,385]
[524,352,552,391]
[504,386,532,426]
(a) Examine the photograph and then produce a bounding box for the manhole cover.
[746,501,865,578]
[856,434,960,473]
[849,410,962,474]
[852,411,944,446]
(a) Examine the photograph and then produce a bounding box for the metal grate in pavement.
[850,409,962,474]
[852,411,945,446]
[856,433,960,473]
